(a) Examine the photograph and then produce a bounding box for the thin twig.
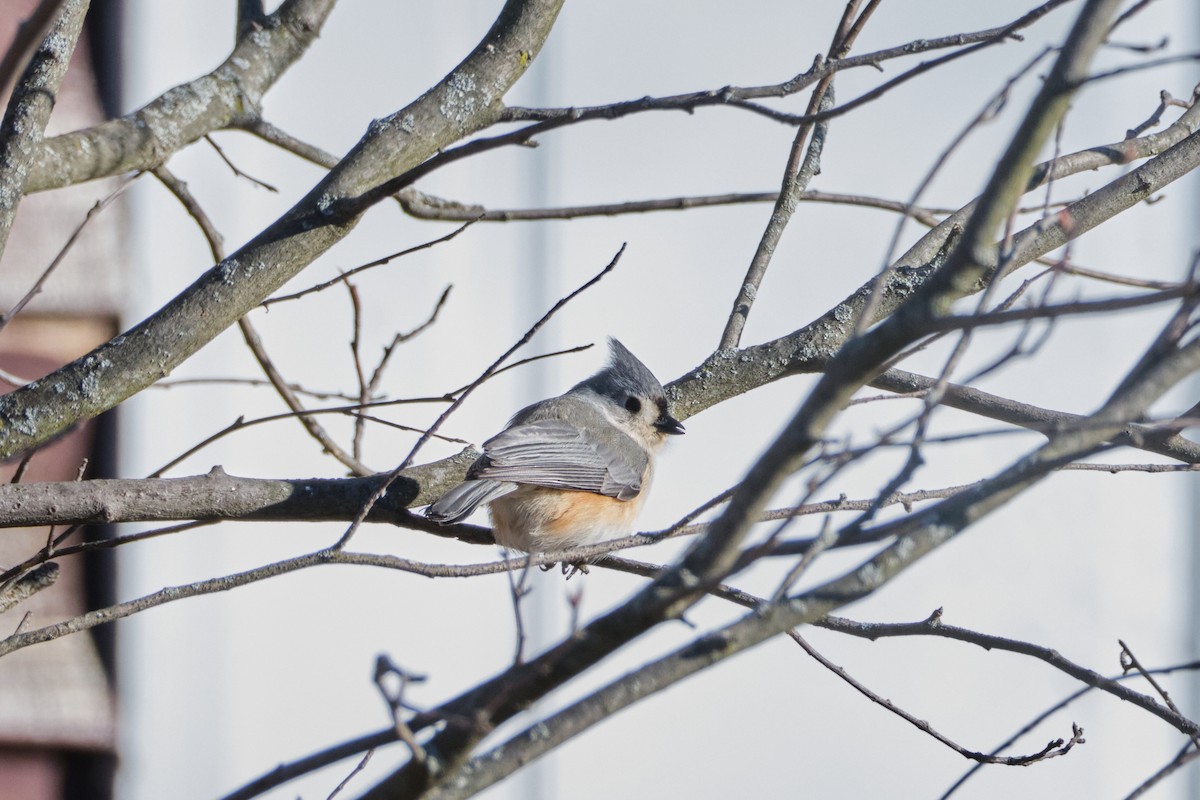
[152,376,361,402]
[1122,745,1200,800]
[443,344,594,397]
[1084,52,1200,86]
[204,133,278,192]
[823,614,1200,736]
[152,166,224,254]
[506,554,533,665]
[399,187,949,225]
[347,281,370,461]
[0,364,32,387]
[241,117,340,169]
[790,629,1084,765]
[1059,462,1200,472]
[1110,0,1159,31]
[0,521,217,594]
[1119,639,1200,748]
[943,659,1200,798]
[346,413,470,444]
[8,449,35,484]
[0,175,137,331]
[0,547,592,658]
[325,749,373,800]
[1126,89,1193,139]
[244,315,374,474]
[263,219,479,307]
[501,1,1071,129]
[923,285,1195,333]
[146,396,452,479]
[373,655,428,766]
[366,285,453,402]
[1055,259,1181,290]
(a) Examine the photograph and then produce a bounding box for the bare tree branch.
[0,0,89,259]
[396,187,946,225]
[824,614,1200,736]
[501,1,1074,126]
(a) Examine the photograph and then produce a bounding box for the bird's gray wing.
[469,418,647,500]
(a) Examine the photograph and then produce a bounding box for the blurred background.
[3,1,1200,798]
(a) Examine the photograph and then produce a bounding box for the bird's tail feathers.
[426,479,516,524]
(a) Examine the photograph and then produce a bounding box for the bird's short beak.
[656,415,686,435]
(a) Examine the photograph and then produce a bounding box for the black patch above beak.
[655,415,686,435]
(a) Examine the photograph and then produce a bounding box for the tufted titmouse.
[426,338,684,553]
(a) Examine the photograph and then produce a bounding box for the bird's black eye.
[625,396,642,414]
